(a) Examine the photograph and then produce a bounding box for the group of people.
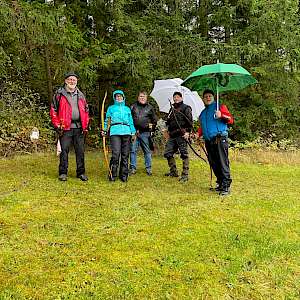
[50,72,233,196]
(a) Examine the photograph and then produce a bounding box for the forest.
[0,0,299,154]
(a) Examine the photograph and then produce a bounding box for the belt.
[208,134,228,143]
[111,122,130,127]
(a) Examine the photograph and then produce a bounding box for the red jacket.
[50,87,89,131]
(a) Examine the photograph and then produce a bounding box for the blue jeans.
[130,132,152,171]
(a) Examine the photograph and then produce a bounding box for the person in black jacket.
[164,91,193,182]
[129,91,158,176]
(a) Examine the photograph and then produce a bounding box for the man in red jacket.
[50,72,89,181]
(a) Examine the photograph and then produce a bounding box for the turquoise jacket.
[104,90,136,136]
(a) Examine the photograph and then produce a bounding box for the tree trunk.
[44,44,53,104]
[199,0,209,38]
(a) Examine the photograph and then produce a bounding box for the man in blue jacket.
[198,89,234,195]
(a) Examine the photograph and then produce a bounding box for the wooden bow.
[101,91,112,178]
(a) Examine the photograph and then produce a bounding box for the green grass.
[0,151,299,299]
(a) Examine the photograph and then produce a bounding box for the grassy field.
[0,150,299,299]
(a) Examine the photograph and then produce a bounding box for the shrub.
[0,81,54,156]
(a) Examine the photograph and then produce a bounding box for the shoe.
[146,169,152,176]
[77,174,88,181]
[58,174,67,181]
[179,175,188,182]
[120,176,128,182]
[209,184,222,192]
[164,172,179,177]
[219,187,230,196]
[108,176,116,182]
[129,168,136,176]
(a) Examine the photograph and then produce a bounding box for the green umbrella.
[181,62,257,110]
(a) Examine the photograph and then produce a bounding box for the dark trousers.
[164,136,189,160]
[110,135,131,180]
[164,136,189,176]
[59,128,85,176]
[205,137,232,188]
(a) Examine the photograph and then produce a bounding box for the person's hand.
[131,134,136,143]
[148,123,153,131]
[100,130,107,137]
[136,130,140,138]
[215,110,222,119]
[183,132,189,140]
[83,130,88,138]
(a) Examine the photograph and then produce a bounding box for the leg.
[139,132,152,175]
[163,138,178,177]
[59,130,73,177]
[119,135,131,181]
[73,129,86,177]
[177,137,189,182]
[205,140,222,187]
[109,135,122,181]
[216,137,232,194]
[129,137,140,174]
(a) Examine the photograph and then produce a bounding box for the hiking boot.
[164,171,179,177]
[120,176,128,182]
[146,169,152,176]
[209,183,222,192]
[77,174,88,181]
[179,175,188,182]
[129,168,136,176]
[166,157,178,177]
[108,175,116,182]
[59,174,67,181]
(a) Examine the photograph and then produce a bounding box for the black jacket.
[166,102,193,138]
[130,102,158,132]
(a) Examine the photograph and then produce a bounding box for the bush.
[0,81,54,156]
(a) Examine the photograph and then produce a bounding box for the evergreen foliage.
[0,0,299,152]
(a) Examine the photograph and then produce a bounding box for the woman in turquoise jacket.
[103,90,136,182]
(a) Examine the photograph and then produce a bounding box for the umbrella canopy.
[181,62,257,110]
[150,78,205,121]
[181,63,257,93]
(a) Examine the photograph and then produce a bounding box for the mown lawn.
[0,151,299,299]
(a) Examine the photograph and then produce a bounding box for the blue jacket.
[104,90,136,136]
[199,101,228,141]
